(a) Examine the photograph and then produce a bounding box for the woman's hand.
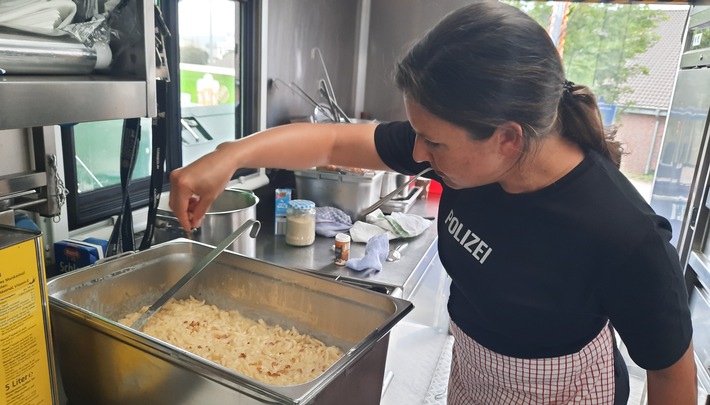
[169,146,237,232]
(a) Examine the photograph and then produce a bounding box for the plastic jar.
[334,233,351,265]
[285,199,316,246]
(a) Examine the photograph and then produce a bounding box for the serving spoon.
[130,219,261,331]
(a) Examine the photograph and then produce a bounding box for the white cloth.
[348,209,433,243]
[0,0,77,36]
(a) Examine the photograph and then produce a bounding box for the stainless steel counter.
[252,195,441,300]
[55,193,447,405]
[250,193,452,404]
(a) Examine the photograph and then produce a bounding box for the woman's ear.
[493,121,524,157]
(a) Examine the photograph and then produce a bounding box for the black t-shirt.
[375,120,692,370]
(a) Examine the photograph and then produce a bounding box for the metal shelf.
[0,0,156,130]
[0,0,157,220]
[0,76,152,129]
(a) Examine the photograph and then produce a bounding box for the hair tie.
[563,80,575,97]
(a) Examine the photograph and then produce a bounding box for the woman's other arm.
[646,341,697,405]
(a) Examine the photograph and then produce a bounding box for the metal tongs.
[130,219,261,331]
[358,167,433,221]
[319,79,350,123]
[272,78,336,122]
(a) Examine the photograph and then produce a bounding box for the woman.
[169,2,696,403]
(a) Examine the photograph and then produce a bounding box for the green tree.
[180,45,210,65]
[503,1,667,105]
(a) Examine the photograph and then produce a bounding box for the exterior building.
[616,10,688,176]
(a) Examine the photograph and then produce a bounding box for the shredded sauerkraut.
[118,296,343,385]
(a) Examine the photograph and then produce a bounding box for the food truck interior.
[1,1,710,404]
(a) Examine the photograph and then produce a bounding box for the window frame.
[62,0,258,231]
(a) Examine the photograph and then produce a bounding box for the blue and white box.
[274,188,292,235]
[53,237,108,277]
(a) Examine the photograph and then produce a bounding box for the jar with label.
[334,233,351,265]
[285,199,316,246]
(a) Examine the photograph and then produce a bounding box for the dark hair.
[395,1,622,166]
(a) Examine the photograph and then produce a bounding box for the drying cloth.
[0,0,77,36]
[315,206,352,237]
[349,209,433,243]
[345,233,389,272]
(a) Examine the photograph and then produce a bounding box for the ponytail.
[557,82,624,167]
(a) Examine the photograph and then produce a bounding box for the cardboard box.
[274,188,292,235]
[53,237,108,277]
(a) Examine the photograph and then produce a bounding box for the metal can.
[0,225,58,404]
[334,233,351,265]
[285,200,316,246]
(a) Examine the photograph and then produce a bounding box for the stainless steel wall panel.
[363,0,469,121]
[266,0,359,127]
[0,129,32,175]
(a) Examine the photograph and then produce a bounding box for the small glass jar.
[285,199,316,246]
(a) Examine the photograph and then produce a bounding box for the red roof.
[618,10,688,109]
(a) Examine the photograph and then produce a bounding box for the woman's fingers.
[169,147,237,232]
[169,169,201,232]
[186,195,212,230]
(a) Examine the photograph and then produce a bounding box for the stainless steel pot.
[153,188,259,256]
[293,169,384,222]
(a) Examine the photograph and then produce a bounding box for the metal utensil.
[271,78,335,122]
[319,79,351,123]
[359,167,433,220]
[130,218,261,331]
[387,242,408,262]
[320,89,351,123]
[319,79,340,123]
[290,81,336,122]
[312,47,338,106]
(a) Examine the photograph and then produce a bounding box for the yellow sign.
[0,229,55,405]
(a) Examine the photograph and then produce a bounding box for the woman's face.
[405,97,517,190]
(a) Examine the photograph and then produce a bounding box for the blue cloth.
[345,233,389,272]
[315,206,352,237]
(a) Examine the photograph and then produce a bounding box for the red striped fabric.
[448,321,615,404]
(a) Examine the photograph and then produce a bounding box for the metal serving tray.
[47,239,413,405]
[293,169,384,221]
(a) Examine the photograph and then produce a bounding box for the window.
[179,0,244,166]
[505,1,694,245]
[505,1,689,204]
[62,0,258,230]
[61,118,154,228]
